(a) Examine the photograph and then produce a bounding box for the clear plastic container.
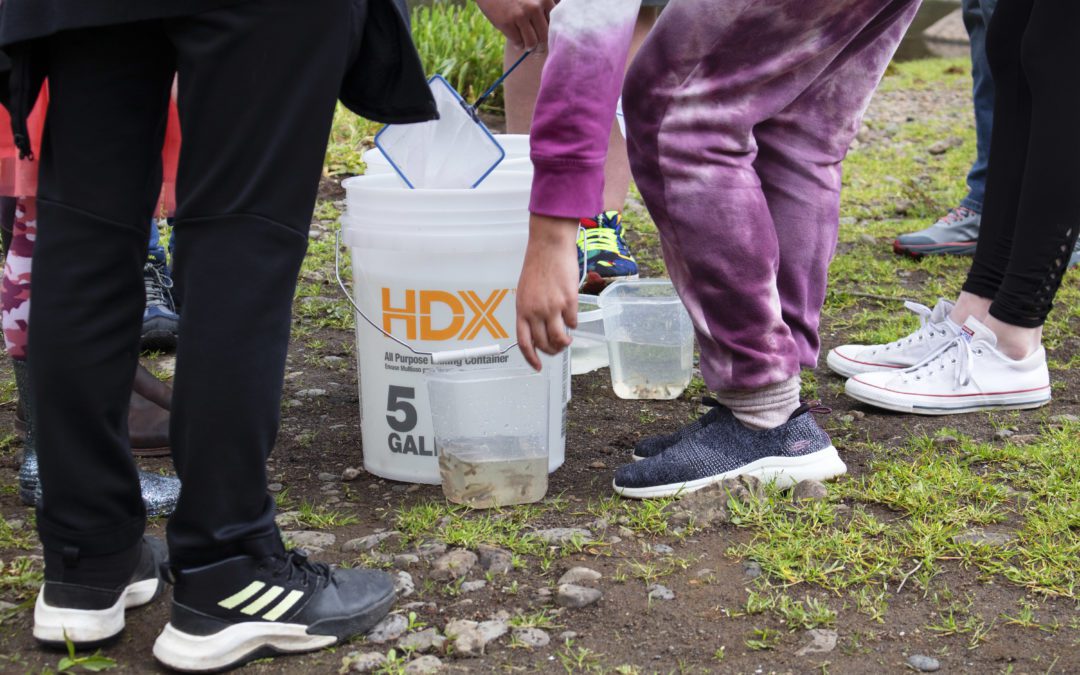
[426,367,549,508]
[571,294,608,375]
[598,280,694,400]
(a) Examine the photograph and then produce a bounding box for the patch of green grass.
[741,587,838,630]
[411,0,505,111]
[727,426,1079,598]
[556,640,604,673]
[393,500,549,558]
[326,104,379,178]
[0,556,44,602]
[295,501,359,529]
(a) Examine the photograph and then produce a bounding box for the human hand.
[516,214,579,371]
[475,0,558,51]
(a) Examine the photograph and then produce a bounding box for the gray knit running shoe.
[632,398,721,461]
[893,206,980,257]
[613,404,846,499]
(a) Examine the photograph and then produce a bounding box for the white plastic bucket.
[343,172,568,484]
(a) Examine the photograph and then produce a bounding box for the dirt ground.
[0,60,1077,675]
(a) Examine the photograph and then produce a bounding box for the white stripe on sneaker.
[263,590,305,621]
[240,585,285,616]
[218,581,265,610]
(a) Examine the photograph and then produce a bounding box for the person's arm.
[475,0,557,51]
[517,0,640,370]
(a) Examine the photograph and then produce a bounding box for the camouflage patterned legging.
[2,197,35,360]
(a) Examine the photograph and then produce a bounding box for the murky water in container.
[437,436,548,508]
[608,340,692,400]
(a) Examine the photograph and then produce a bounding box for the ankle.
[983,315,1041,360]
[950,291,992,326]
[714,376,801,431]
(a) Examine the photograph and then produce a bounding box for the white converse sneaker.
[844,317,1051,415]
[826,299,960,378]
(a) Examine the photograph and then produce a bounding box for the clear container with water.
[570,295,608,375]
[426,367,549,508]
[598,280,694,400]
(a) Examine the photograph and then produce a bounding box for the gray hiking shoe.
[631,397,721,461]
[613,404,846,499]
[894,206,980,257]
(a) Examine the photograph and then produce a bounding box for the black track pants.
[30,0,351,567]
[962,0,1080,327]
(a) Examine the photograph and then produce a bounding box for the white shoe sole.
[825,349,906,379]
[845,377,1052,415]
[33,577,161,645]
[613,446,846,500]
[153,621,337,673]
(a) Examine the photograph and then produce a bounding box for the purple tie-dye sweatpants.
[530,0,921,392]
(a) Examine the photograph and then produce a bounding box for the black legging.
[962,0,1080,328]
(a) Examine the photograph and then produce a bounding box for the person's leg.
[163,0,351,568]
[754,0,920,388]
[33,24,174,556]
[892,0,998,257]
[958,0,1033,327]
[961,0,999,214]
[980,0,1080,355]
[30,22,175,646]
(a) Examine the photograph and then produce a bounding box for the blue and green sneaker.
[577,211,639,294]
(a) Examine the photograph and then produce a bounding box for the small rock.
[617,525,635,538]
[296,388,328,398]
[404,655,445,674]
[848,410,865,420]
[460,580,487,593]
[275,510,302,528]
[646,584,674,601]
[556,584,602,609]
[607,535,622,545]
[839,414,855,424]
[431,549,478,581]
[791,480,828,502]
[342,467,362,481]
[512,627,551,648]
[695,568,715,578]
[839,216,857,226]
[1051,413,1079,425]
[1008,434,1040,445]
[368,613,408,644]
[535,587,552,598]
[953,529,1015,547]
[477,544,513,575]
[445,618,508,657]
[282,530,336,553]
[394,554,420,569]
[531,528,592,545]
[928,136,963,155]
[651,543,674,555]
[6,518,25,531]
[394,571,415,598]
[318,472,337,482]
[416,540,448,559]
[267,482,284,493]
[397,628,447,653]
[344,651,386,673]
[0,600,17,612]
[932,434,959,447]
[795,629,838,656]
[283,399,303,408]
[742,561,763,579]
[994,428,1014,440]
[559,631,578,642]
[859,234,877,245]
[342,531,402,553]
[907,655,941,672]
[558,567,602,586]
[588,461,607,469]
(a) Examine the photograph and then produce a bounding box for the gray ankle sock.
[714,376,801,430]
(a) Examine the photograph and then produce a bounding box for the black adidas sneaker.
[34,536,167,647]
[153,549,395,672]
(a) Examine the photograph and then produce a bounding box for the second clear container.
[426,367,549,508]
[598,280,694,399]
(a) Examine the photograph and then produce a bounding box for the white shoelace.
[900,334,981,388]
[877,301,951,352]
